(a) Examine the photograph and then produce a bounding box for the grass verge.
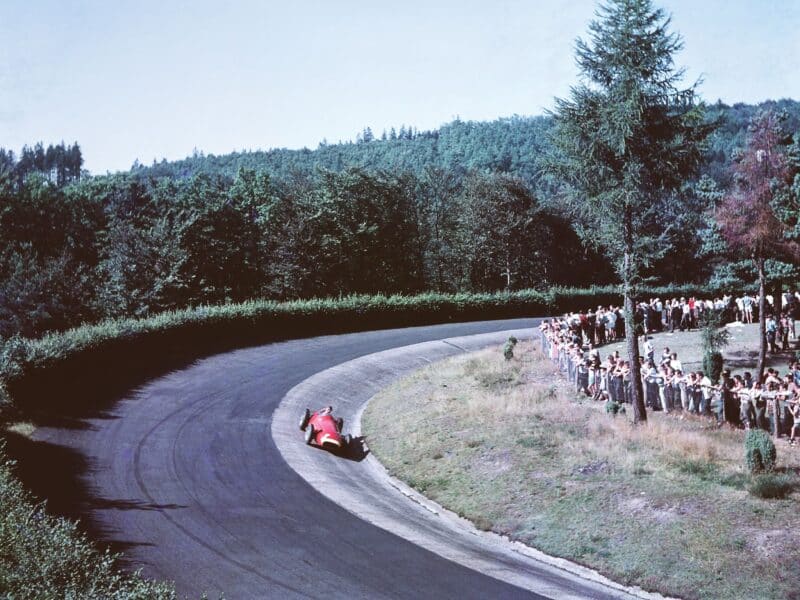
[362,338,800,600]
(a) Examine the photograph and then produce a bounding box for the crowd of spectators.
[539,291,800,442]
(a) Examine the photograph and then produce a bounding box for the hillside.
[133,99,800,191]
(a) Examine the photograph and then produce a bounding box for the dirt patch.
[748,528,799,559]
[572,460,610,476]
[473,449,514,477]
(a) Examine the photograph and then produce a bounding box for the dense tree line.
[0,142,83,188]
[1,98,798,340]
[0,161,603,337]
[134,100,800,193]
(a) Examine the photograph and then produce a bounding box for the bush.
[703,351,724,385]
[605,399,625,416]
[748,473,794,499]
[0,444,176,599]
[503,336,518,360]
[745,429,777,473]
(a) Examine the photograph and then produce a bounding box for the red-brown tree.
[717,110,798,383]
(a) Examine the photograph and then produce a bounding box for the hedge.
[0,285,741,419]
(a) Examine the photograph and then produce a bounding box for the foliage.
[545,0,713,423]
[744,429,777,473]
[503,336,518,360]
[747,473,794,499]
[605,399,625,416]
[0,444,176,599]
[124,101,800,196]
[702,351,724,385]
[2,96,799,341]
[699,309,730,383]
[717,110,799,379]
[717,111,797,260]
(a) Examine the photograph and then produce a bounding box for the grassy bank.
[362,335,800,600]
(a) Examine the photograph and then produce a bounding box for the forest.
[1,99,799,339]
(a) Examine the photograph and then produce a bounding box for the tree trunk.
[756,256,767,383]
[623,208,646,424]
[625,291,647,423]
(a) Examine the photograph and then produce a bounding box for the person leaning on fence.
[736,379,754,429]
[576,359,590,395]
[699,372,714,415]
[789,399,800,446]
[691,373,705,414]
[719,369,736,426]
[749,382,768,431]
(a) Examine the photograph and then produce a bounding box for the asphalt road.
[28,318,633,599]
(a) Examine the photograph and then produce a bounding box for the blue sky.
[1,1,798,174]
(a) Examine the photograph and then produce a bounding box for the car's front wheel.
[304,425,315,445]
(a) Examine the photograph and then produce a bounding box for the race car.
[299,406,352,451]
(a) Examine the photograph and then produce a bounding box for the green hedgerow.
[744,429,777,473]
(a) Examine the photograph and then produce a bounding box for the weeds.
[748,474,794,499]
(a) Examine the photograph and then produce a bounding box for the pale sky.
[1,1,798,174]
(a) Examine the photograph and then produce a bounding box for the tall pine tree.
[546,0,711,423]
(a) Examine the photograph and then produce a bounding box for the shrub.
[503,336,518,360]
[605,399,625,416]
[0,444,176,599]
[699,310,729,384]
[745,429,777,473]
[702,351,724,385]
[748,473,794,499]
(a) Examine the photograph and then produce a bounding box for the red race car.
[299,406,352,451]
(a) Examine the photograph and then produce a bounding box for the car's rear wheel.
[299,408,311,431]
[343,434,352,448]
[304,425,315,445]
[336,417,344,431]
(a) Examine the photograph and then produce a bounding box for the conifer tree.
[546,0,711,423]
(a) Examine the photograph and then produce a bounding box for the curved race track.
[30,319,634,599]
